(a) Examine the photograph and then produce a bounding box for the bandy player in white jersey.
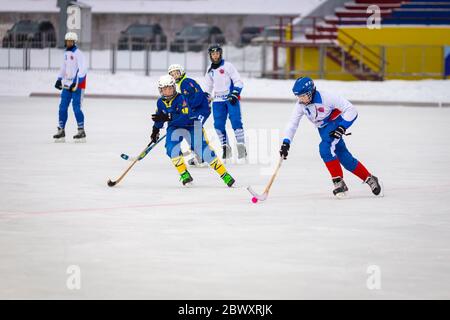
[53,32,87,142]
[203,44,246,160]
[279,77,382,198]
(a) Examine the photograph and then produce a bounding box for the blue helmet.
[292,77,316,100]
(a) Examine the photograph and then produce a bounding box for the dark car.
[250,25,286,45]
[170,24,225,52]
[2,20,56,48]
[118,23,167,51]
[239,26,263,46]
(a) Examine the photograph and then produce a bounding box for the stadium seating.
[306,0,450,41]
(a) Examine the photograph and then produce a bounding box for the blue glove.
[227,90,239,105]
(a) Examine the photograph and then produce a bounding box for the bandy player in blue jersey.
[279,77,382,198]
[150,75,235,187]
[167,64,211,166]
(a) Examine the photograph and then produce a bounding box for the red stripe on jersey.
[329,109,342,121]
[78,77,86,89]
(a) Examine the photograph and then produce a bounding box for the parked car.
[118,23,167,51]
[239,26,263,46]
[2,20,56,48]
[170,24,225,52]
[250,25,286,45]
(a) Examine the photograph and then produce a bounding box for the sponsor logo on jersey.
[219,69,224,74]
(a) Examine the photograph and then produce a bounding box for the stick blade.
[107,179,117,187]
[246,186,268,201]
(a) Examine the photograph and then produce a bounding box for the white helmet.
[158,75,177,98]
[168,64,185,76]
[65,32,78,41]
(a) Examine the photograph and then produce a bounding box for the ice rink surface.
[0,96,449,299]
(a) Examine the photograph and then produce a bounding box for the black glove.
[150,127,160,145]
[329,125,346,139]
[55,79,62,90]
[205,93,212,105]
[227,90,239,105]
[69,82,77,91]
[279,142,290,160]
[151,112,171,123]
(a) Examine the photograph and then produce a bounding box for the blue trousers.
[165,123,216,163]
[58,88,84,129]
[212,100,244,146]
[318,118,358,172]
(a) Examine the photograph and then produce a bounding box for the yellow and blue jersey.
[177,75,211,123]
[154,93,193,129]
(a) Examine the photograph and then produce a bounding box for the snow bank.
[0,70,449,105]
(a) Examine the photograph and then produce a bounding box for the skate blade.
[73,138,86,143]
[183,182,194,188]
[54,138,66,143]
[236,157,248,165]
[334,192,348,199]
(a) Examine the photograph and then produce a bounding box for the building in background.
[0,0,319,49]
[1,0,449,80]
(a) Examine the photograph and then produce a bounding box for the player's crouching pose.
[279,77,382,198]
[53,32,87,142]
[150,75,235,187]
[167,64,211,166]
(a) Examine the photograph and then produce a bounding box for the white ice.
[0,96,450,299]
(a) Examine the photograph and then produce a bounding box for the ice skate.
[222,144,232,160]
[221,172,235,188]
[73,128,86,143]
[365,175,382,196]
[187,152,208,168]
[332,177,348,199]
[236,143,247,160]
[53,127,65,143]
[180,171,194,187]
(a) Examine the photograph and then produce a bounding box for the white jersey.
[204,60,243,102]
[57,46,87,88]
[284,90,358,143]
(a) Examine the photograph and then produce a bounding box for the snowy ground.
[1,70,450,105]
[0,95,449,299]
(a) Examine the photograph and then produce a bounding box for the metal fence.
[0,40,283,78]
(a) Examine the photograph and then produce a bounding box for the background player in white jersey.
[53,32,87,142]
[279,77,382,198]
[204,44,246,160]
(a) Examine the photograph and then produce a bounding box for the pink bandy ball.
[251,197,258,204]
